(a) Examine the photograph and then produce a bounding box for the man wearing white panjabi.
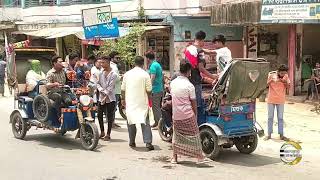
[121,56,154,151]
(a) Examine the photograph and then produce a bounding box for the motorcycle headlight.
[79,95,91,106]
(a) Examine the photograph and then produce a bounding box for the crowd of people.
[1,30,311,164]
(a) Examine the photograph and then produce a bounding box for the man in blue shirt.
[146,51,163,128]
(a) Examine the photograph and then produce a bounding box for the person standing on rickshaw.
[184,31,218,120]
[211,34,232,75]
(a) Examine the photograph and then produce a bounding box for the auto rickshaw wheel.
[80,122,99,150]
[200,127,220,160]
[11,112,27,139]
[235,135,258,154]
[33,95,51,122]
[158,118,172,142]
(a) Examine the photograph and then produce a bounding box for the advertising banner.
[261,0,320,23]
[82,6,120,39]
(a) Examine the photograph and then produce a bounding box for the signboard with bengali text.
[260,0,320,23]
[82,6,120,39]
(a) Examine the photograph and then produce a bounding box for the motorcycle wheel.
[33,95,51,122]
[235,135,258,154]
[200,127,220,160]
[80,122,99,151]
[158,118,172,142]
[11,111,27,139]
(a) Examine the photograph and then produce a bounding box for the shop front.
[260,0,320,95]
[142,26,172,71]
[210,0,320,95]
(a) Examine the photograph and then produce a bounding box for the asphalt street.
[0,95,319,180]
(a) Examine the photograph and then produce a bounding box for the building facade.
[205,0,320,95]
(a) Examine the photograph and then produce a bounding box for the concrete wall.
[200,0,220,7]
[1,0,202,24]
[258,25,289,71]
[0,7,21,21]
[19,1,139,24]
[171,18,243,42]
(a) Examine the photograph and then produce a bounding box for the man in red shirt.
[265,64,290,141]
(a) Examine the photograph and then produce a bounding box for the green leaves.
[96,23,146,65]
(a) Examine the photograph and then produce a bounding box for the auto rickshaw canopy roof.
[215,58,270,103]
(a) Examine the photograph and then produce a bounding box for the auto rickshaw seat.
[18,96,33,102]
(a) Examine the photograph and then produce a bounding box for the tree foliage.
[97,23,145,65]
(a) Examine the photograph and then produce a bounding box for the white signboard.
[82,6,112,27]
[17,24,55,31]
[261,0,320,23]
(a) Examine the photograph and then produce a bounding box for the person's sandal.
[196,158,209,165]
[171,158,178,164]
[280,135,289,141]
[112,123,121,128]
[99,132,105,139]
[146,143,154,151]
[103,135,111,141]
[264,135,271,141]
[129,142,136,148]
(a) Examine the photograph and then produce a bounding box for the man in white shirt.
[211,34,232,75]
[89,56,102,103]
[109,51,121,128]
[121,56,154,151]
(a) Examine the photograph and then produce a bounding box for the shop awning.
[210,1,261,25]
[24,27,84,39]
[46,27,84,39]
[13,25,169,40]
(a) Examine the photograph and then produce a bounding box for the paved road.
[0,96,319,180]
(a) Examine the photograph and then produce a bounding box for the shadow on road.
[178,161,213,168]
[131,145,162,152]
[109,138,127,143]
[24,133,105,151]
[214,149,281,167]
[112,128,129,133]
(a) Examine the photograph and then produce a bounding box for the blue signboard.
[83,18,120,39]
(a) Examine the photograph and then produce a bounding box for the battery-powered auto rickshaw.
[8,47,99,150]
[158,58,268,159]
